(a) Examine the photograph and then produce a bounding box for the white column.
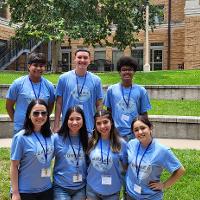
[143,2,150,71]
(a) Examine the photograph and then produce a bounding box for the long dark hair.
[24,99,51,137]
[87,110,121,154]
[58,106,88,152]
[131,115,153,130]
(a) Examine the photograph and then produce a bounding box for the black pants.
[11,188,53,200]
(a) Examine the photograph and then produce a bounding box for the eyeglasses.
[32,111,48,117]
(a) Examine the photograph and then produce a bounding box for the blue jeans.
[53,184,86,200]
[86,185,120,200]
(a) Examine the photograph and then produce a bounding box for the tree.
[2,0,160,50]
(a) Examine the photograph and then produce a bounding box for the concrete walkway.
[1,138,200,150]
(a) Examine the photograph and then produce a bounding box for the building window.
[132,43,144,71]
[61,46,71,71]
[150,43,163,71]
[154,5,164,24]
[112,49,123,71]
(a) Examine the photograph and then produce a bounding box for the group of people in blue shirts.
[6,50,185,200]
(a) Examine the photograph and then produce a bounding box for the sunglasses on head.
[32,111,48,117]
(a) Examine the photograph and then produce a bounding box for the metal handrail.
[0,39,41,69]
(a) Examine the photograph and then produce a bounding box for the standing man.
[104,56,151,141]
[6,52,55,135]
[53,49,103,135]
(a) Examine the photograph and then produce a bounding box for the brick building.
[1,0,200,71]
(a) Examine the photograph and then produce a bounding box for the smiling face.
[133,120,152,146]
[28,63,45,82]
[30,104,48,131]
[74,51,90,74]
[95,115,112,140]
[68,111,83,135]
[120,66,135,87]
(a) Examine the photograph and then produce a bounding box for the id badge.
[134,184,142,194]
[73,174,83,183]
[101,175,112,185]
[41,168,51,177]
[121,114,129,121]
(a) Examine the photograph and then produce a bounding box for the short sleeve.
[139,87,151,113]
[162,148,182,174]
[6,81,19,101]
[55,76,65,97]
[11,133,24,161]
[95,77,103,100]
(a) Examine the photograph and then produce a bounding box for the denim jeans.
[53,184,86,200]
[86,185,120,200]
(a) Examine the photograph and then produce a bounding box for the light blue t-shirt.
[104,83,151,137]
[55,70,103,134]
[6,75,55,134]
[53,133,87,189]
[11,130,54,193]
[126,139,182,200]
[87,138,127,195]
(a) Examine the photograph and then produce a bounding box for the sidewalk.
[0,138,200,149]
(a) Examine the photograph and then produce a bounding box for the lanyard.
[135,140,153,179]
[68,136,81,168]
[29,77,42,99]
[34,133,48,164]
[121,84,132,108]
[75,71,87,98]
[100,138,110,165]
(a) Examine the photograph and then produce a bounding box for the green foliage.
[4,0,160,49]
[0,148,10,200]
[150,99,200,116]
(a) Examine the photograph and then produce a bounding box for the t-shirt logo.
[131,160,152,180]
[71,86,91,102]
[36,144,54,164]
[65,146,84,167]
[117,98,136,113]
[91,149,113,172]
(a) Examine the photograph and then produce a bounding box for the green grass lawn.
[1,98,200,116]
[1,69,200,85]
[1,148,200,200]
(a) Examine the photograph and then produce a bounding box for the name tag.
[73,174,83,183]
[41,168,51,177]
[121,114,129,121]
[134,184,142,194]
[102,175,112,185]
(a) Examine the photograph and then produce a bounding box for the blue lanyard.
[75,71,87,98]
[121,84,132,108]
[100,138,110,165]
[34,133,48,164]
[68,136,81,168]
[29,77,42,99]
[135,140,153,179]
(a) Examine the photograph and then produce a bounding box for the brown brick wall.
[0,24,15,40]
[184,16,200,69]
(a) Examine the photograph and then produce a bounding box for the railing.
[0,39,41,70]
